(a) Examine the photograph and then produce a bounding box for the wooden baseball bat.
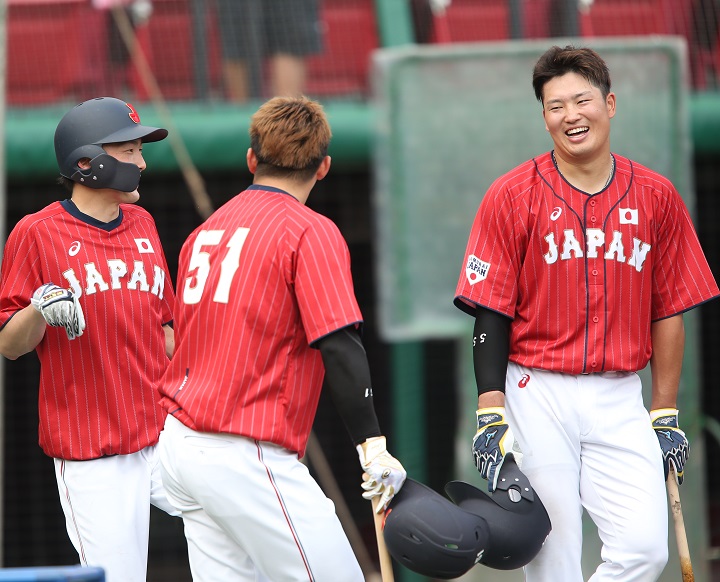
[371,497,395,582]
[666,468,694,582]
[305,433,381,581]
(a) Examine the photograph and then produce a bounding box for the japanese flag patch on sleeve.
[465,255,491,285]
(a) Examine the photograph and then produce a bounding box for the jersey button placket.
[586,197,603,373]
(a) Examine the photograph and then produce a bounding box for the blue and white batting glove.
[31,283,86,340]
[357,436,407,513]
[651,408,689,485]
[473,406,523,492]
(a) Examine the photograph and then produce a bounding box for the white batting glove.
[473,406,523,492]
[31,284,86,340]
[357,436,407,513]
[429,0,451,15]
[130,0,153,25]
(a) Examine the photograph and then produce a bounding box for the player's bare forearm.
[478,390,505,409]
[650,314,685,410]
[163,324,175,359]
[0,305,47,360]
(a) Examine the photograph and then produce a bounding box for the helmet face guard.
[70,153,141,192]
[54,97,167,192]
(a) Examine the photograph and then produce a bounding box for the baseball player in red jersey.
[454,46,720,581]
[0,97,180,582]
[158,96,406,581]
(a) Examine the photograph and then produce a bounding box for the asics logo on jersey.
[550,207,563,221]
[68,241,81,257]
[543,228,651,272]
[465,255,491,285]
[518,374,530,388]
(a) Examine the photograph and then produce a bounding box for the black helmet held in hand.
[382,478,490,579]
[382,457,551,578]
[445,455,552,571]
[54,97,167,192]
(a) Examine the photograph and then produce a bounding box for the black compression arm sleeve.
[473,306,512,395]
[315,326,382,445]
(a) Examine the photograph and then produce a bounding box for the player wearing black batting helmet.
[0,95,179,582]
[383,457,551,579]
[54,96,167,192]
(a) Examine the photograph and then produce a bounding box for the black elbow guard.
[473,306,511,395]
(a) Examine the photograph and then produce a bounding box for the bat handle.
[666,468,695,582]
[371,497,395,582]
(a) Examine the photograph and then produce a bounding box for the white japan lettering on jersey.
[455,152,719,374]
[0,201,175,459]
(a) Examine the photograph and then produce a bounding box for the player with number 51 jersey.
[157,97,405,582]
[160,185,356,455]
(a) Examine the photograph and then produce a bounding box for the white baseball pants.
[505,363,669,581]
[159,415,364,582]
[54,443,180,582]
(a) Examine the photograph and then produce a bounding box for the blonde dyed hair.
[249,96,332,181]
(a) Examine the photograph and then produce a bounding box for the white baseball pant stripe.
[159,415,364,582]
[505,363,668,582]
[54,444,179,582]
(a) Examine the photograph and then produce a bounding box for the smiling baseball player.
[454,46,719,581]
[0,97,179,582]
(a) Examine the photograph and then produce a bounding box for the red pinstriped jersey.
[455,152,719,375]
[159,185,362,457]
[0,200,175,459]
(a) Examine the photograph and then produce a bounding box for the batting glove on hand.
[429,0,451,14]
[130,0,153,25]
[651,408,689,485]
[357,436,407,513]
[473,406,523,492]
[31,284,86,340]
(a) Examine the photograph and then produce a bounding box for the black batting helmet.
[54,97,168,192]
[382,457,551,578]
[382,478,490,579]
[445,456,552,570]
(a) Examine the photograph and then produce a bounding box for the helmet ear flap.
[70,153,141,192]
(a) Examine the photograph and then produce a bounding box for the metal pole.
[191,0,209,99]
[509,0,523,39]
[370,6,424,580]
